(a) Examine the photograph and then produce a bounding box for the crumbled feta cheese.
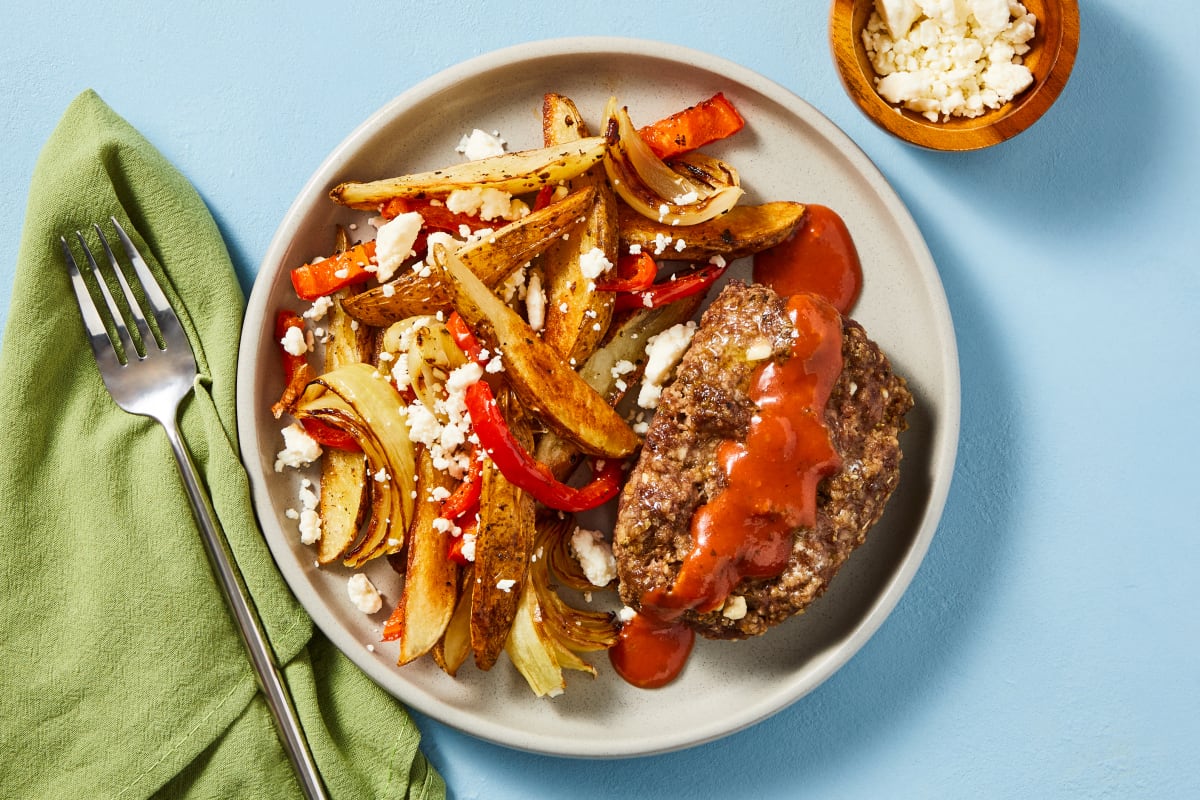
[390,355,411,390]
[499,263,529,303]
[637,321,697,410]
[570,527,617,587]
[347,573,382,614]
[496,578,516,592]
[295,480,321,545]
[578,247,613,280]
[274,423,323,472]
[617,606,637,623]
[405,361,482,481]
[611,359,636,380]
[457,128,507,160]
[652,232,673,256]
[722,594,748,620]
[298,508,321,545]
[280,325,308,356]
[445,186,528,222]
[445,360,484,397]
[862,0,1037,121]
[374,211,423,282]
[526,271,546,332]
[302,295,334,322]
[459,532,477,562]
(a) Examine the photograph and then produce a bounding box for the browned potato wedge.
[538,94,618,365]
[396,448,461,665]
[330,137,608,209]
[433,246,639,458]
[470,391,536,671]
[316,448,368,564]
[617,200,806,261]
[296,365,416,568]
[316,287,373,564]
[432,566,473,677]
[533,294,705,479]
[342,187,596,327]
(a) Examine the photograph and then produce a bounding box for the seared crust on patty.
[612,281,913,639]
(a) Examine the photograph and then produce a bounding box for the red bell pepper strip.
[637,92,746,160]
[290,241,377,301]
[381,603,404,641]
[532,185,556,211]
[596,252,658,293]
[379,197,491,234]
[299,418,361,452]
[274,309,362,452]
[613,261,728,312]
[445,312,488,366]
[440,449,483,521]
[463,381,624,512]
[275,309,309,383]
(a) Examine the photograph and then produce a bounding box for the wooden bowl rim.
[829,0,1080,151]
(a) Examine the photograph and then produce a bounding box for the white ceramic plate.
[237,37,960,758]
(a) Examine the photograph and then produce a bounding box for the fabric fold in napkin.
[0,90,444,800]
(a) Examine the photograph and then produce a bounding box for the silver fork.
[62,218,329,800]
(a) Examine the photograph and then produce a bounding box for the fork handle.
[162,416,330,800]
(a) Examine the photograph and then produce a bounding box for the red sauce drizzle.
[753,205,862,315]
[610,294,844,689]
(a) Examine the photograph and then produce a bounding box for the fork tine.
[110,217,192,355]
[74,230,140,363]
[94,223,160,354]
[61,236,126,371]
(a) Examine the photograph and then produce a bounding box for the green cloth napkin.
[0,90,445,800]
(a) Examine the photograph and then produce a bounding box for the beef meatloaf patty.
[612,281,913,640]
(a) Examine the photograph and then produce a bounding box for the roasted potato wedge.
[470,390,537,671]
[433,246,639,458]
[316,287,373,564]
[295,364,416,568]
[538,94,618,364]
[395,448,461,665]
[330,137,608,209]
[533,294,704,479]
[342,186,596,327]
[315,448,368,564]
[617,200,806,261]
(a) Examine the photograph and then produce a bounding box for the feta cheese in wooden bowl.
[830,0,1079,150]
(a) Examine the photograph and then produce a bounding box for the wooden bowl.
[830,0,1079,150]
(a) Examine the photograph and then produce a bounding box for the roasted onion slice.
[602,96,743,226]
[294,363,416,567]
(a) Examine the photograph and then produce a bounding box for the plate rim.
[237,35,961,758]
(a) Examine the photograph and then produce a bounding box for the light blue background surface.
[3,2,1197,798]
